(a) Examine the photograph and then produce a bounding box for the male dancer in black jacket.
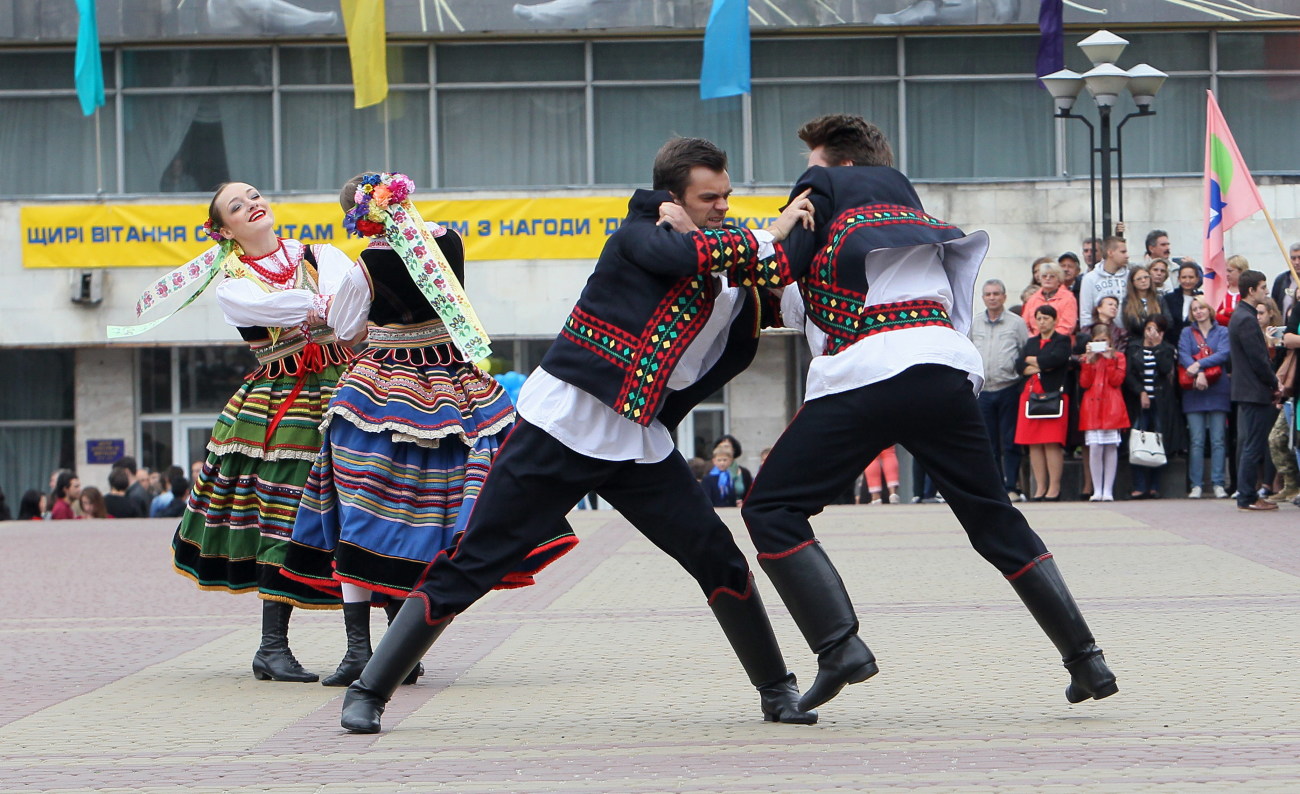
[340,138,818,733]
[742,115,1118,712]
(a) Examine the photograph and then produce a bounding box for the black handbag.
[1025,376,1063,419]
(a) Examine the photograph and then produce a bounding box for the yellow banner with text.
[20,195,790,269]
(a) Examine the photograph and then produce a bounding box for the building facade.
[2,1,1299,504]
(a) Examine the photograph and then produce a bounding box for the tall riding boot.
[384,599,425,685]
[709,578,817,724]
[1007,554,1118,703]
[322,602,372,687]
[251,600,319,683]
[341,598,451,734]
[757,541,878,711]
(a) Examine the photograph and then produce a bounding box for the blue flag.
[700,0,750,100]
[75,0,105,116]
[1036,0,1064,79]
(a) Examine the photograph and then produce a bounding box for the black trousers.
[743,365,1048,576]
[410,419,752,621]
[1235,401,1274,507]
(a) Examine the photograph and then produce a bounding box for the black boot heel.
[1064,652,1118,702]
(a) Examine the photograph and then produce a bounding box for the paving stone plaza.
[2,500,1297,793]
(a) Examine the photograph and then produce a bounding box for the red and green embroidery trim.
[613,275,715,424]
[803,203,955,355]
[561,306,638,367]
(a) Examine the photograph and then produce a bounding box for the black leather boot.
[341,598,451,734]
[709,577,818,724]
[384,599,424,685]
[322,602,372,687]
[758,541,878,711]
[1007,555,1118,703]
[251,600,319,683]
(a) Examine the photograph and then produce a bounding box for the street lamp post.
[1040,31,1167,244]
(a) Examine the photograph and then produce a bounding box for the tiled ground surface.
[2,499,1297,793]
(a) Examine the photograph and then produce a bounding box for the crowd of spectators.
[969,231,1300,510]
[8,457,197,521]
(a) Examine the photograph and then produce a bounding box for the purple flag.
[1036,0,1064,78]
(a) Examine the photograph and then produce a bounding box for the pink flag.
[1202,90,1265,307]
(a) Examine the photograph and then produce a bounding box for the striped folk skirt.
[171,354,351,609]
[281,344,577,598]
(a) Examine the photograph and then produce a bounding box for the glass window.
[594,88,743,184]
[281,45,428,85]
[122,48,272,88]
[752,83,898,184]
[1218,32,1300,72]
[753,38,896,78]
[594,41,700,80]
[906,80,1055,179]
[1218,77,1300,173]
[140,420,173,473]
[438,44,584,83]
[0,50,114,89]
[1,98,117,195]
[439,89,585,187]
[0,350,74,420]
[138,349,171,415]
[283,90,430,191]
[1064,77,1208,178]
[123,94,272,193]
[178,347,256,412]
[0,426,74,510]
[1064,32,1209,75]
[907,36,1038,76]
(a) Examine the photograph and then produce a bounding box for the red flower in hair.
[355,218,385,237]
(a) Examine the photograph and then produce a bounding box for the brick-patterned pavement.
[1,500,1297,793]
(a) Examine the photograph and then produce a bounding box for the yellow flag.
[341,0,388,109]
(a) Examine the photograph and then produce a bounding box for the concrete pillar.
[74,347,137,492]
[728,334,799,473]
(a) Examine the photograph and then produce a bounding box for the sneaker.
[1188,486,1203,499]
[1267,486,1299,504]
[870,498,883,505]
[1213,485,1228,499]
[888,493,901,504]
[911,496,922,504]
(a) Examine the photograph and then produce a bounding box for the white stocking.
[1089,445,1107,499]
[1101,444,1119,500]
[340,582,372,604]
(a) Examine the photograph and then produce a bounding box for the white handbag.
[1129,429,1166,467]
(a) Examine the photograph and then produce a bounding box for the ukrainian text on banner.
[21,196,789,269]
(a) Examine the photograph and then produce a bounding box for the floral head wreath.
[344,172,416,238]
[202,218,225,243]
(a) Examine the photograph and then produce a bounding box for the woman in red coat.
[1078,323,1130,501]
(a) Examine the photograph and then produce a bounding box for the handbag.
[1024,375,1063,419]
[1177,328,1223,389]
[1129,429,1167,467]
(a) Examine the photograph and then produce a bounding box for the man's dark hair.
[1240,269,1268,295]
[1143,313,1169,333]
[1145,229,1168,254]
[114,456,138,475]
[797,114,893,167]
[1034,304,1058,320]
[652,138,728,197]
[108,468,130,492]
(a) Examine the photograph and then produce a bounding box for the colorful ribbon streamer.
[107,243,237,339]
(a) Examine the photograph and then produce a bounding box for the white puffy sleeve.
[327,264,373,342]
[215,278,315,327]
[778,284,806,332]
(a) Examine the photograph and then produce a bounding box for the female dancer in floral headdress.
[131,182,360,682]
[281,172,578,687]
